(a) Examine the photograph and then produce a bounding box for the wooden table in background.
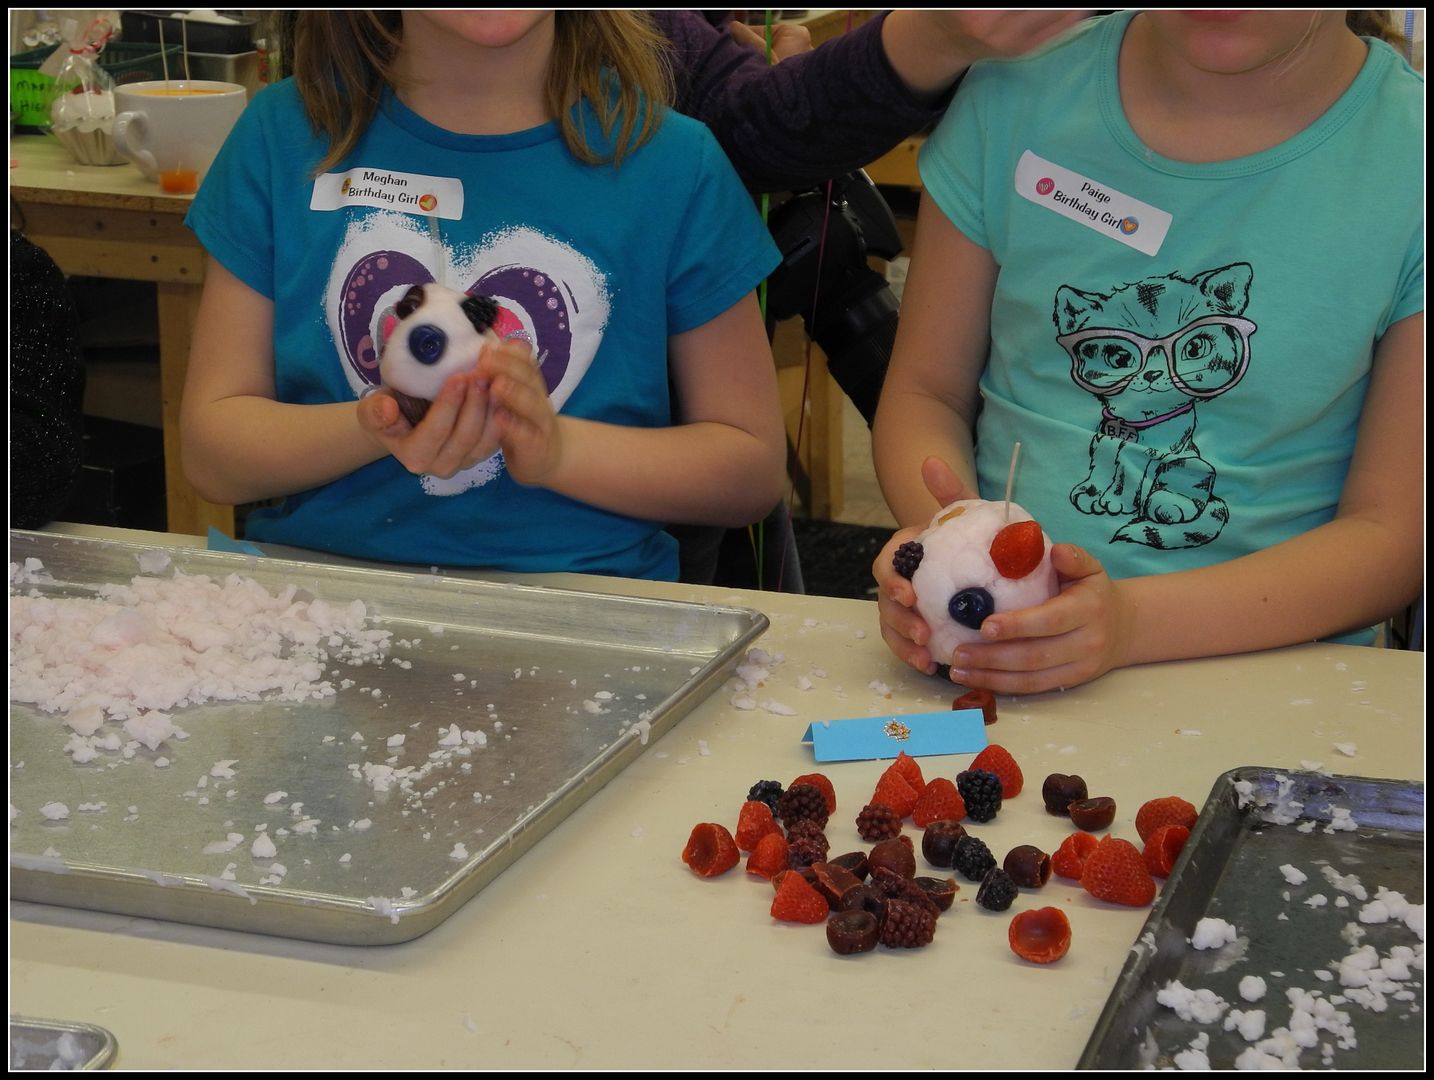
[9,134,233,538]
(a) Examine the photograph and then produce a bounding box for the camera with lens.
[762,169,904,426]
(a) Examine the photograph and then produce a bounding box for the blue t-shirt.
[919,12,1423,642]
[186,80,780,580]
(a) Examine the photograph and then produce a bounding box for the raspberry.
[976,867,1019,911]
[878,899,936,948]
[787,835,829,870]
[952,688,997,725]
[785,818,827,846]
[889,750,925,792]
[1135,796,1199,843]
[776,783,829,829]
[746,779,784,812]
[912,777,966,827]
[956,768,1003,822]
[770,868,829,924]
[855,803,903,842]
[989,520,1045,579]
[681,822,740,877]
[1143,824,1191,878]
[1080,836,1157,906]
[952,835,996,882]
[872,768,919,819]
[746,831,789,879]
[970,744,1024,798]
[790,772,837,816]
[1051,831,1099,880]
[1009,907,1072,964]
[892,540,924,580]
[734,799,781,852]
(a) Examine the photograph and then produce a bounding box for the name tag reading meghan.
[311,168,465,220]
[1015,150,1170,256]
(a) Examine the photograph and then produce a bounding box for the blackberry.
[952,835,996,882]
[787,836,828,869]
[921,820,967,869]
[976,867,1018,911]
[855,803,903,843]
[878,899,936,948]
[956,768,1003,823]
[892,541,924,580]
[869,866,940,918]
[777,783,829,828]
[747,779,784,812]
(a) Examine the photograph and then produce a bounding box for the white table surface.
[8,525,1425,1069]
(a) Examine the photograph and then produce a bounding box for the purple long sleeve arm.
[650,10,948,193]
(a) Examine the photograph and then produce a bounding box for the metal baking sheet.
[1079,767,1424,1070]
[10,1016,117,1070]
[8,530,767,945]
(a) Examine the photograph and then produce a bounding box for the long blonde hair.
[291,11,672,176]
[1345,9,1405,49]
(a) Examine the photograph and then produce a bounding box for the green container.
[10,42,183,130]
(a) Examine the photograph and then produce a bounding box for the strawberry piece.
[952,688,997,725]
[1080,836,1157,906]
[770,866,829,923]
[1142,824,1191,878]
[989,520,1046,579]
[682,822,740,877]
[1009,907,1072,964]
[1051,831,1099,880]
[746,831,790,879]
[872,767,920,819]
[912,777,966,827]
[790,772,837,816]
[889,751,925,792]
[971,744,1024,798]
[1135,796,1199,843]
[735,799,782,852]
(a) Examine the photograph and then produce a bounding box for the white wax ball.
[378,284,497,401]
[904,499,1058,664]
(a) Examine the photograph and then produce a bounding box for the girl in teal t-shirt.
[873,10,1423,692]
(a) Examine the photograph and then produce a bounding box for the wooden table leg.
[157,282,235,537]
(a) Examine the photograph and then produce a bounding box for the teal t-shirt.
[187,80,780,580]
[919,12,1423,642]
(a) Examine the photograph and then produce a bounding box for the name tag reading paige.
[1014,150,1171,256]
[311,168,465,220]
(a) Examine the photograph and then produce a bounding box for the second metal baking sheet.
[9,531,767,945]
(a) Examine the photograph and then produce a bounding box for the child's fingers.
[947,656,1088,696]
[356,388,406,437]
[1050,543,1104,583]
[879,617,938,676]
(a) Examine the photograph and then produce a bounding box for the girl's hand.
[479,340,562,486]
[873,455,977,675]
[356,368,499,478]
[948,544,1135,694]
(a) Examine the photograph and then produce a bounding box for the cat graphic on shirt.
[1054,262,1256,550]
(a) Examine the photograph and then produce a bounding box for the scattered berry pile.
[680,744,1200,966]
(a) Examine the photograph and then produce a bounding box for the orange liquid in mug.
[160,168,200,194]
[136,88,227,96]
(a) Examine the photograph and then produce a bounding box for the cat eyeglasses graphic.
[1057,315,1256,398]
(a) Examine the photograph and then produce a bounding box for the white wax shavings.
[339,853,352,863]
[263,791,289,804]
[76,801,106,813]
[696,740,710,757]
[1238,976,1268,1003]
[730,695,757,711]
[796,676,814,691]
[1299,760,1325,773]
[1324,807,1358,833]
[9,804,17,824]
[209,759,239,779]
[251,833,278,859]
[154,756,170,768]
[202,833,245,855]
[630,826,644,838]
[137,549,172,574]
[449,843,468,860]
[1223,1008,1267,1043]
[386,734,406,748]
[39,801,70,821]
[581,699,609,715]
[463,1014,479,1034]
[1232,779,1256,809]
[761,700,797,716]
[1280,864,1309,886]
[9,570,393,742]
[1176,728,1203,737]
[1172,1032,1211,1070]
[367,896,401,924]
[1320,865,1368,901]
[1191,917,1239,950]
[1305,894,1329,908]
[1156,980,1229,1024]
[867,679,892,697]
[1332,742,1358,757]
[853,629,866,639]
[351,818,373,831]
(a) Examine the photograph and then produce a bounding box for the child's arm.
[480,291,787,527]
[181,260,499,505]
[957,312,1425,693]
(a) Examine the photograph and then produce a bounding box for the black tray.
[120,10,257,55]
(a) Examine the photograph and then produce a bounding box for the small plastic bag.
[47,16,126,166]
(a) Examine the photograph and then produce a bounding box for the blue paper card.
[801,709,989,763]
[207,527,266,557]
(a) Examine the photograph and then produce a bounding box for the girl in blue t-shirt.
[181,11,786,579]
[872,10,1423,692]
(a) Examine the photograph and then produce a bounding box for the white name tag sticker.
[311,168,465,220]
[1015,150,1170,256]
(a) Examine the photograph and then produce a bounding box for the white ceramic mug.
[112,80,247,194]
